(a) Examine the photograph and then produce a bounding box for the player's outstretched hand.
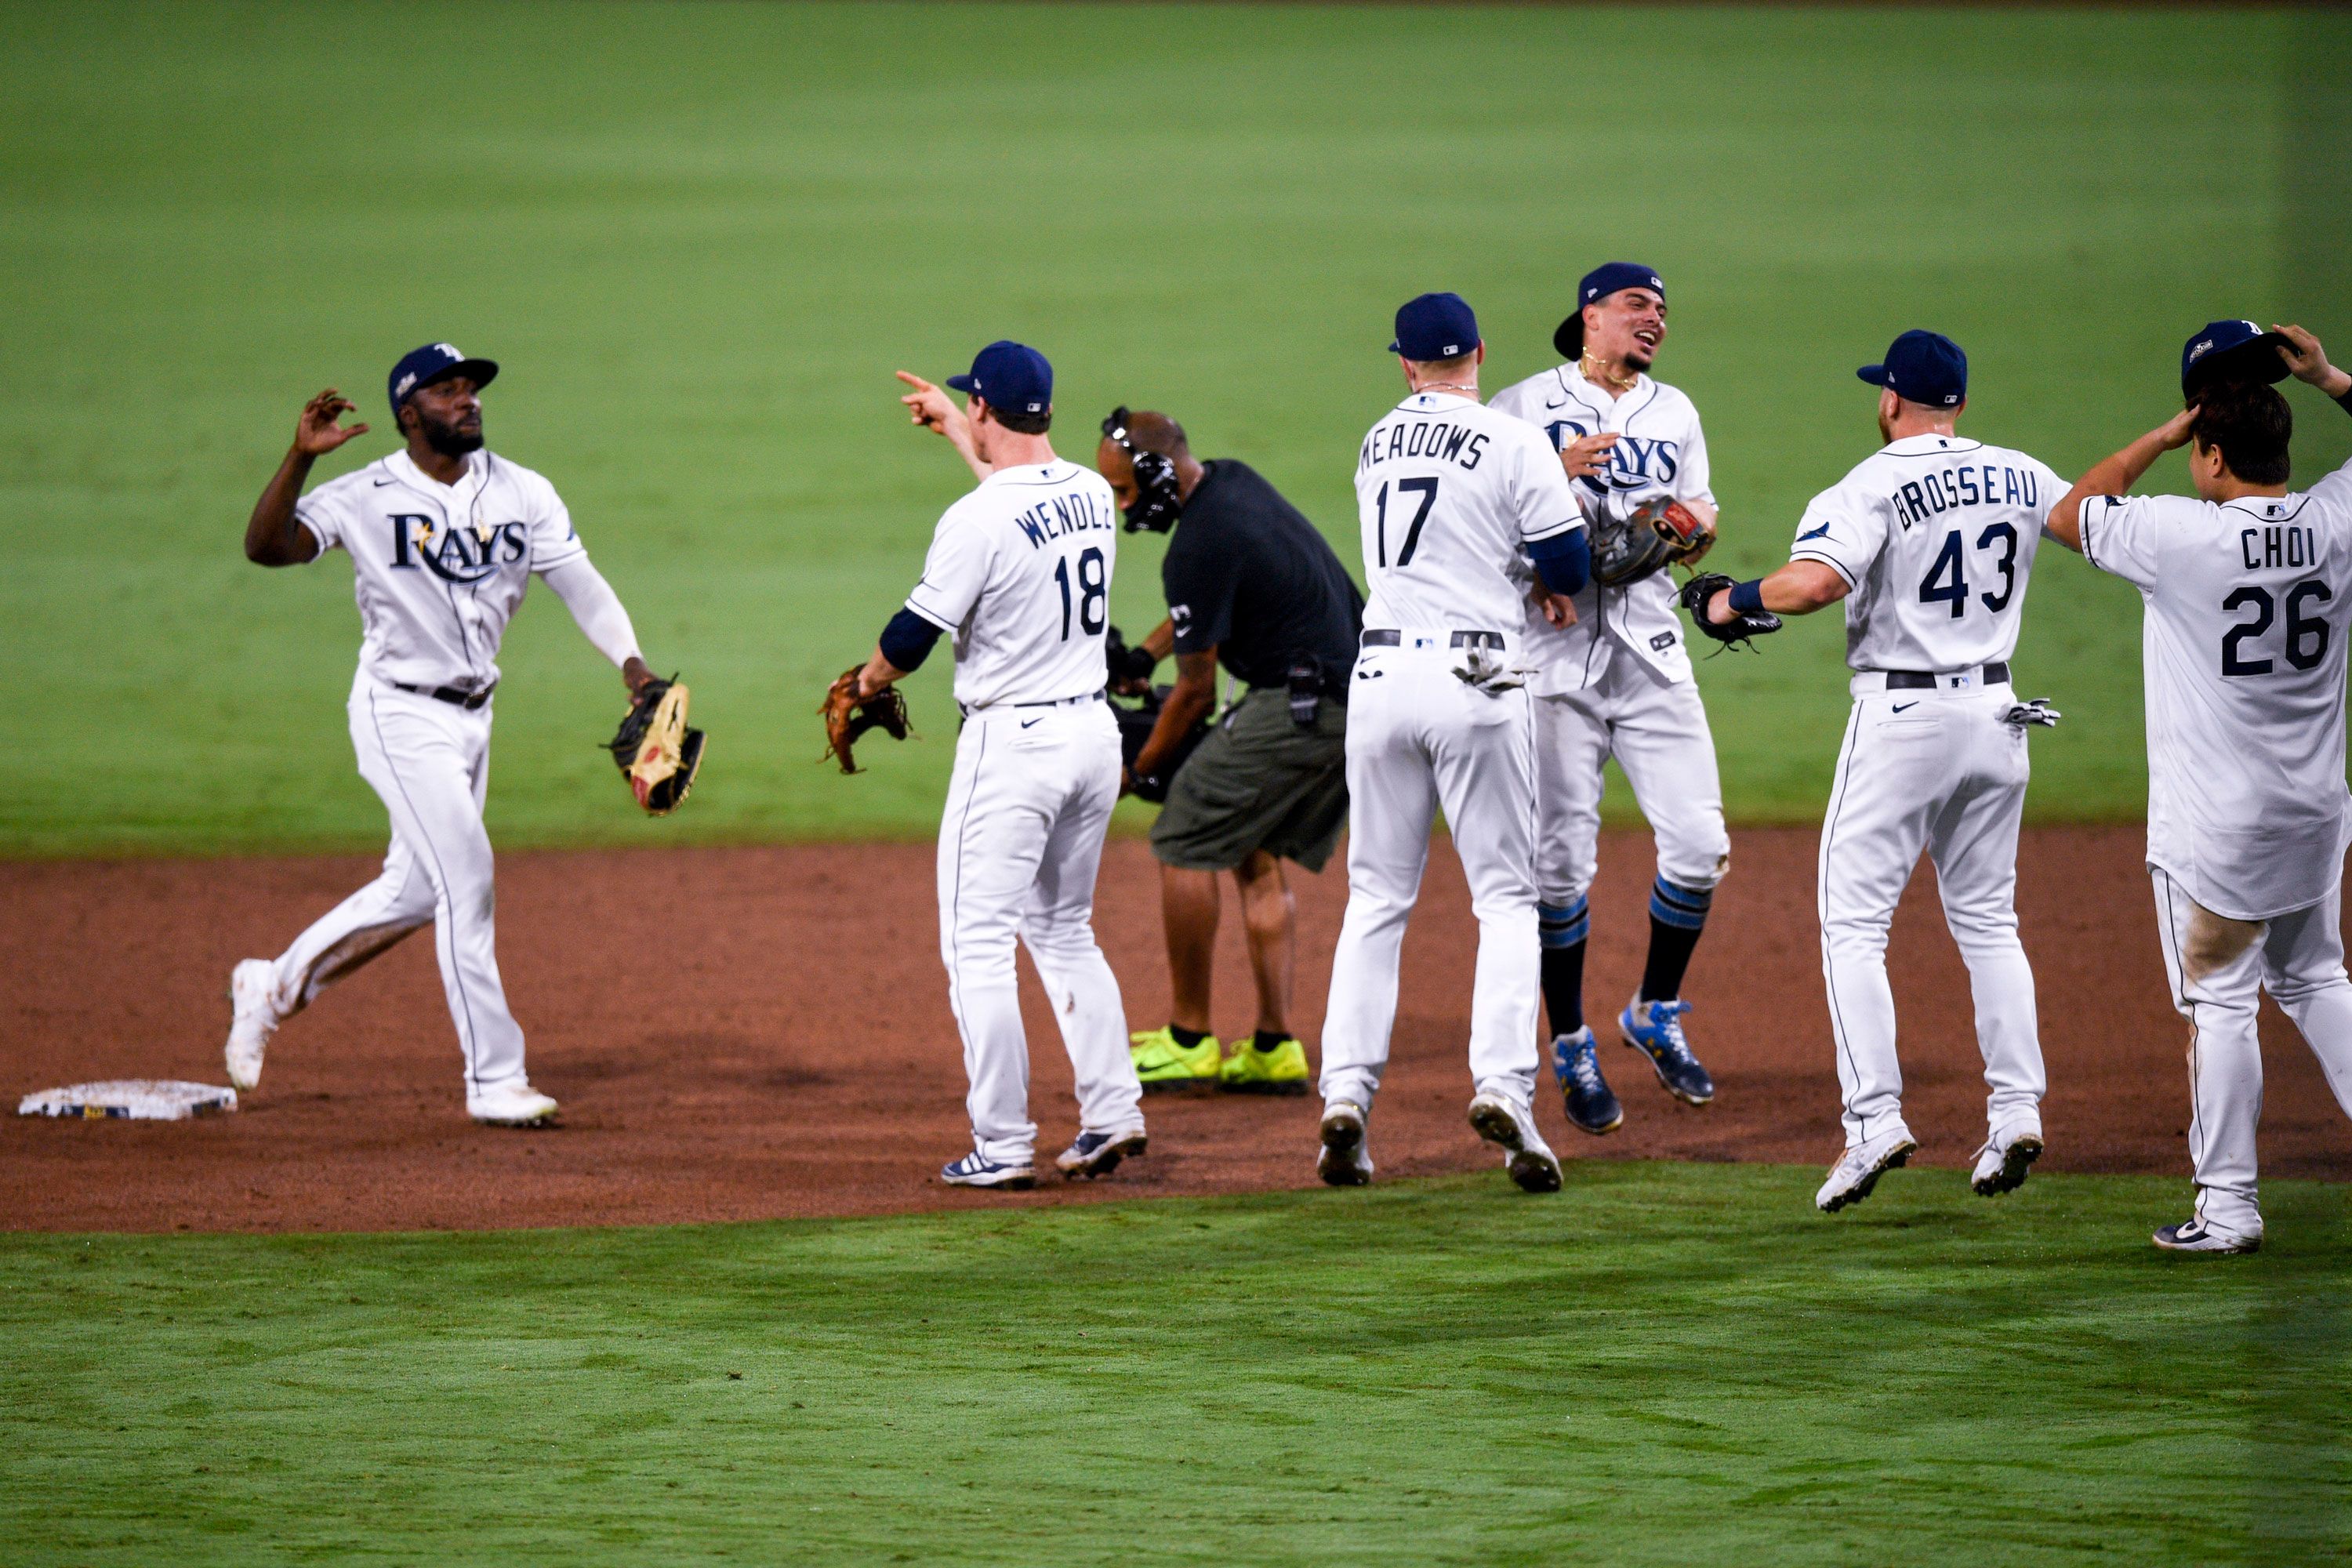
[295,389,368,457]
[2273,325,2350,396]
[1559,430,1620,483]
[895,372,964,437]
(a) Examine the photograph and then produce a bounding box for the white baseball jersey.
[903,461,1119,710]
[294,448,587,693]
[2082,464,2352,919]
[1490,365,1714,691]
[1789,434,2063,673]
[1352,390,1581,636]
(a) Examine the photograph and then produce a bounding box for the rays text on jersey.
[390,515,527,584]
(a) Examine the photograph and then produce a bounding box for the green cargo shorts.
[1149,686,1349,873]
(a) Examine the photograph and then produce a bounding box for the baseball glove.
[1679,572,1781,648]
[607,677,705,815]
[1591,497,1718,588]
[821,667,911,775]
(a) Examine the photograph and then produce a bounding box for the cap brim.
[425,357,498,393]
[1552,315,1584,361]
[2183,335,2292,397]
[945,373,978,394]
[1857,365,1890,387]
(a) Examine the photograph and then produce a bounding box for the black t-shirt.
[1161,459,1365,690]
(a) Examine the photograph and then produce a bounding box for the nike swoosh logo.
[1544,397,1568,409]
[1891,701,1918,713]
[1021,717,1043,728]
[373,478,395,487]
[1796,521,1832,542]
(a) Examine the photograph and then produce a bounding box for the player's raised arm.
[2274,324,2352,405]
[2044,405,2200,553]
[896,371,991,481]
[245,389,364,566]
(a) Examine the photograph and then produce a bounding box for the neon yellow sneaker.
[1131,1026,1221,1094]
[1220,1035,1311,1095]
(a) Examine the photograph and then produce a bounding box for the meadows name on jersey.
[1352,391,1581,637]
[1789,433,2063,675]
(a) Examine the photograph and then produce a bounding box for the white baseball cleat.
[1969,1127,2044,1197]
[466,1080,560,1127]
[1317,1100,1374,1187]
[224,959,281,1091]
[1816,1130,1918,1213]
[2152,1217,2260,1255]
[1466,1092,1563,1194]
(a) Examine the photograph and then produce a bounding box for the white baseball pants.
[263,676,528,1094]
[1320,638,1542,1112]
[1534,659,1730,904]
[1817,683,2045,1149]
[2151,869,2352,1238]
[937,700,1142,1166]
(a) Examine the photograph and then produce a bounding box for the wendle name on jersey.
[1010,489,1116,549]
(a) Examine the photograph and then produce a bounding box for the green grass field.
[5,0,2347,856]
[4,1164,2347,1566]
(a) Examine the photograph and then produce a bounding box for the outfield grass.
[3,1163,2347,1565]
[3,2,2347,856]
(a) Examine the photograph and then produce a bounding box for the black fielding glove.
[1679,572,1781,648]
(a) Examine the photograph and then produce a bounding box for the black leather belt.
[1882,662,2008,690]
[1014,689,1105,709]
[1362,629,1504,650]
[395,682,495,710]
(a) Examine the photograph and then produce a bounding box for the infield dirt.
[5,828,2346,1233]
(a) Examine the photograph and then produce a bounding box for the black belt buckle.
[1287,660,1322,727]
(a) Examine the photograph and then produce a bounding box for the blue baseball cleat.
[1551,1028,1623,1135]
[1055,1127,1148,1180]
[1620,996,1715,1106]
[941,1150,1036,1190]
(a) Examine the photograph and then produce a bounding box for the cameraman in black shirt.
[1100,408,1364,1096]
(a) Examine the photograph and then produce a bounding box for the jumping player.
[1689,330,2061,1213]
[862,342,1146,1190]
[225,345,662,1125]
[2045,321,2352,1254]
[1316,292,1595,1192]
[1490,263,1726,1138]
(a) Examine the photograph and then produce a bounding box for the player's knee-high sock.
[1539,897,1589,1036]
[1640,876,1713,1002]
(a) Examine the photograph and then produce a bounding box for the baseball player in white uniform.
[855,341,1145,1191]
[2046,321,2352,1254]
[225,344,662,1125]
[1490,263,1727,1138]
[1317,292,1595,1192]
[1688,330,2062,1213]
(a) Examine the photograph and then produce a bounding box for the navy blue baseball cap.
[387,342,498,419]
[1858,329,1967,409]
[946,340,1052,416]
[1553,263,1665,358]
[1390,292,1480,361]
[2181,319,2291,399]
